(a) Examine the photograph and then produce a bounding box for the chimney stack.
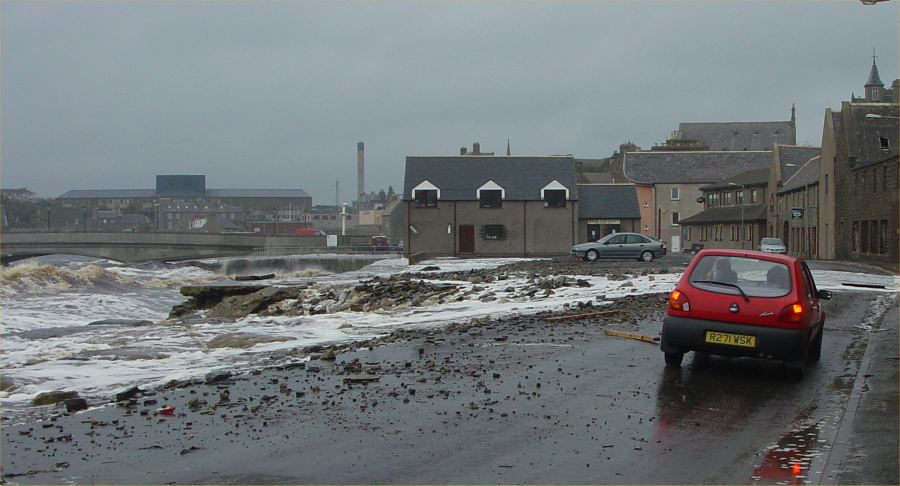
[357,141,365,203]
[460,146,468,155]
[473,142,481,154]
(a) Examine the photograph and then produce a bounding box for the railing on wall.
[252,246,403,256]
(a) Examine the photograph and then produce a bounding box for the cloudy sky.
[2,1,897,204]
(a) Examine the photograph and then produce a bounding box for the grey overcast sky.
[2,1,897,204]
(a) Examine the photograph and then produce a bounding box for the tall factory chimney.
[357,141,365,204]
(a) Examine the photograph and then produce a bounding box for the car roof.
[693,248,798,264]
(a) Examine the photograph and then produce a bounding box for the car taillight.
[778,303,804,324]
[668,290,690,313]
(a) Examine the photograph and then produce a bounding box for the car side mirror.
[817,290,832,300]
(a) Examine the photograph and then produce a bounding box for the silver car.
[571,232,667,262]
[759,237,787,254]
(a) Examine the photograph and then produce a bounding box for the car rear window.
[761,238,782,245]
[688,255,792,297]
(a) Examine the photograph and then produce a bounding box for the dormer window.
[414,190,437,208]
[412,180,440,208]
[541,180,569,208]
[477,180,505,209]
[880,137,890,152]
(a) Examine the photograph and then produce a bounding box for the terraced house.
[402,149,578,259]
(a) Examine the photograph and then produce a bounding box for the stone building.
[402,154,578,259]
[774,155,821,258]
[818,56,899,266]
[622,151,772,252]
[678,168,769,251]
[576,184,640,242]
[765,145,822,240]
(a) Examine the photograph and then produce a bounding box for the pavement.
[827,300,899,484]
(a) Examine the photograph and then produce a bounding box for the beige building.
[623,151,772,253]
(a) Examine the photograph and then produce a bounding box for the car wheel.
[585,249,599,262]
[785,365,805,381]
[640,250,655,262]
[808,327,823,362]
[664,352,683,367]
[692,351,710,369]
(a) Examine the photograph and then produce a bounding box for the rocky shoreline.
[10,257,683,424]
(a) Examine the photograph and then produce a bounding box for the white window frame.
[670,187,680,201]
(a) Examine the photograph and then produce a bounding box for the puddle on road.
[750,421,825,485]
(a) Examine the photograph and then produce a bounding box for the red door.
[459,225,475,254]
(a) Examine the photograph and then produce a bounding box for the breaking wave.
[0,263,136,296]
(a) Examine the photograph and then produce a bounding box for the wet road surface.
[2,288,896,484]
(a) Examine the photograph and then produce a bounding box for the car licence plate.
[704,331,756,348]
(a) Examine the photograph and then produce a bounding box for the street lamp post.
[82,206,87,232]
[728,182,745,249]
[865,113,900,120]
[46,206,50,231]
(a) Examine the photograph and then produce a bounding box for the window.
[479,190,502,208]
[724,192,732,205]
[671,212,680,226]
[670,187,680,200]
[481,224,507,240]
[543,190,566,208]
[852,221,859,252]
[881,137,891,152]
[751,189,759,203]
[414,189,438,208]
[626,234,650,244]
[736,191,744,204]
[607,235,627,245]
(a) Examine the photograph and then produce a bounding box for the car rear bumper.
[660,315,810,363]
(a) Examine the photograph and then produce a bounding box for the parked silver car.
[759,237,787,254]
[571,232,667,262]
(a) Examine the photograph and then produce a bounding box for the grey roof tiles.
[679,121,795,151]
[623,151,772,184]
[780,156,821,193]
[679,203,767,225]
[577,185,640,219]
[403,156,578,201]
[776,145,822,182]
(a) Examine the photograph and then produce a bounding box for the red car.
[660,249,831,379]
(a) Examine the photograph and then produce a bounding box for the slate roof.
[623,151,772,184]
[679,121,795,151]
[780,156,821,193]
[679,204,767,225]
[776,145,822,182]
[206,189,310,198]
[403,156,578,201]
[866,61,884,87]
[582,172,614,184]
[577,185,640,219]
[845,103,899,169]
[701,168,770,191]
[59,189,156,199]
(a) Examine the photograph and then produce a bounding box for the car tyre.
[585,249,599,262]
[640,250,655,262]
[664,352,684,367]
[785,365,805,381]
[692,351,711,369]
[808,327,823,362]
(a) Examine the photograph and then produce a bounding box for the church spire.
[790,103,796,126]
[865,47,884,102]
[866,47,884,88]
[506,138,511,156]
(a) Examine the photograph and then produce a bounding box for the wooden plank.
[543,310,618,322]
[603,329,660,344]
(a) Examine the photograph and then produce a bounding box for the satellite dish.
[696,196,706,203]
